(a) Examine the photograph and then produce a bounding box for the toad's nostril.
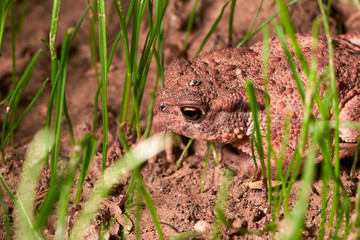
[160,103,166,111]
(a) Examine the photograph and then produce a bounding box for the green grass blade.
[0,173,16,205]
[354,173,360,229]
[43,1,90,146]
[34,135,97,233]
[201,142,211,193]
[33,180,60,230]
[182,0,200,51]
[75,135,97,204]
[16,0,27,35]
[0,0,11,53]
[144,92,156,139]
[237,0,263,47]
[136,171,164,240]
[261,24,273,204]
[9,0,16,146]
[93,83,101,135]
[46,4,89,153]
[169,231,203,240]
[143,44,164,139]
[276,0,310,76]
[99,218,117,240]
[236,0,298,47]
[195,1,230,58]
[88,0,100,134]
[129,1,168,126]
[318,161,329,240]
[4,78,49,145]
[351,137,360,178]
[113,0,131,72]
[134,179,142,239]
[118,0,140,124]
[279,126,318,239]
[0,92,13,105]
[0,187,12,239]
[46,0,89,175]
[228,0,236,44]
[175,138,194,171]
[11,0,16,86]
[50,29,73,185]
[69,134,166,240]
[273,22,305,101]
[1,49,42,160]
[107,32,121,73]
[56,134,97,240]
[63,98,75,146]
[156,24,165,88]
[211,169,235,239]
[121,0,168,137]
[49,0,61,83]
[317,0,341,229]
[245,81,265,178]
[97,0,109,172]
[279,18,320,239]
[211,142,219,165]
[69,4,90,44]
[14,129,49,240]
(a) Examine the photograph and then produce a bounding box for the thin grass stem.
[194,1,230,58]
[317,0,341,229]
[201,142,211,193]
[228,0,236,44]
[183,0,200,52]
[97,0,109,172]
[175,138,194,171]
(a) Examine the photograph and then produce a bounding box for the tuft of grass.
[115,0,168,142]
[1,49,43,161]
[44,4,90,184]
[277,18,321,238]
[69,134,166,240]
[6,129,165,239]
[211,169,235,239]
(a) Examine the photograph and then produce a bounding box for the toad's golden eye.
[181,106,202,121]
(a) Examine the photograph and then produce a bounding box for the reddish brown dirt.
[1,0,360,239]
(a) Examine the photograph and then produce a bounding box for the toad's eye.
[181,106,202,121]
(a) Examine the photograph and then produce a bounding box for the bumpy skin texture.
[154,34,360,173]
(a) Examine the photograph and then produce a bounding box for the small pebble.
[232,218,242,229]
[194,221,210,232]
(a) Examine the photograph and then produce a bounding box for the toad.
[153,34,360,176]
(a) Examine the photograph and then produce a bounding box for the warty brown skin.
[153,34,360,174]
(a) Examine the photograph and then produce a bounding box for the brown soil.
[1,0,360,239]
